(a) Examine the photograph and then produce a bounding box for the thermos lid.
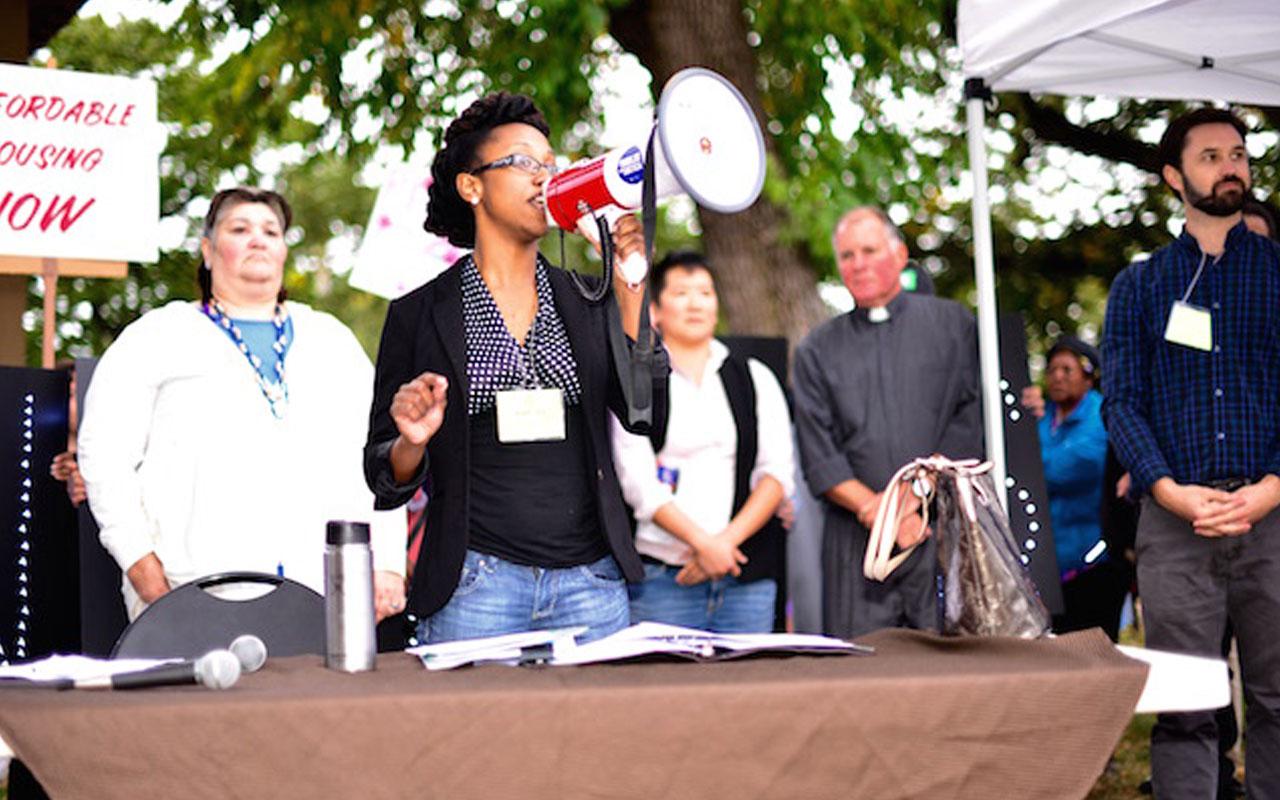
[326,520,371,546]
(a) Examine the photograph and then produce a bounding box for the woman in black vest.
[363,93,667,644]
[611,252,794,633]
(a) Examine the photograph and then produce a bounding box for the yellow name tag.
[495,388,566,443]
[1164,301,1213,352]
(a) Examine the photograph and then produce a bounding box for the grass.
[1084,619,1247,800]
[1085,623,1155,799]
[1086,712,1157,799]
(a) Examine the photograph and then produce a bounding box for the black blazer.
[364,260,668,618]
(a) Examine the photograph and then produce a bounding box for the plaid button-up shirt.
[1102,221,1280,493]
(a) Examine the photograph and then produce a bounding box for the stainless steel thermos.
[324,520,376,672]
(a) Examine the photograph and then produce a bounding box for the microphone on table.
[75,649,241,691]
[229,634,268,673]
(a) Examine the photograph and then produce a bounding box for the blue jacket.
[1039,389,1108,579]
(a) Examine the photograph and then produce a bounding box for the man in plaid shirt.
[1102,107,1280,799]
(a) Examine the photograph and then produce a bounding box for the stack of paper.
[408,628,587,671]
[555,622,871,666]
[408,622,869,671]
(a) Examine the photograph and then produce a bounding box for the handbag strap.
[863,460,930,581]
[862,455,993,582]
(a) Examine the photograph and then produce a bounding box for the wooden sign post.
[0,256,126,367]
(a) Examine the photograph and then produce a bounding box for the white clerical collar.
[867,306,891,323]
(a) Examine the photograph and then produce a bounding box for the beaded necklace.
[202,299,290,419]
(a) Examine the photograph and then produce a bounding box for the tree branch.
[1011,93,1159,173]
[607,1,656,73]
[1257,106,1280,133]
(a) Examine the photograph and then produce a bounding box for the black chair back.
[110,572,325,659]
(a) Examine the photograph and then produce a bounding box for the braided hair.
[424,92,550,248]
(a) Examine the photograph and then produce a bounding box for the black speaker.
[0,366,80,662]
[997,315,1064,615]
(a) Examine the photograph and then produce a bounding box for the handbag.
[864,456,1051,638]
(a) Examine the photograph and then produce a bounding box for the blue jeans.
[420,550,630,644]
[627,561,777,633]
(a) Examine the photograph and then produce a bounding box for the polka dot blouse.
[460,254,583,416]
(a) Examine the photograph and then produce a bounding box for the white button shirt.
[610,339,795,565]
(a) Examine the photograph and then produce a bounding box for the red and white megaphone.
[544,67,767,285]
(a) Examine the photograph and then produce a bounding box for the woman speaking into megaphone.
[362,92,669,645]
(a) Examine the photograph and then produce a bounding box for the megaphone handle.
[579,208,648,287]
[575,213,604,245]
[617,253,648,288]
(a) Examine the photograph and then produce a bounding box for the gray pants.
[821,506,937,639]
[1138,497,1280,800]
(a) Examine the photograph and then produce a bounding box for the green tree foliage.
[29,1,1280,367]
[944,94,1279,362]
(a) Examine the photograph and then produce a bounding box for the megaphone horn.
[544,67,767,285]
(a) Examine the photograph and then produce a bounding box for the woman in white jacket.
[79,187,406,621]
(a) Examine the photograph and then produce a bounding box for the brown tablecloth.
[0,628,1146,800]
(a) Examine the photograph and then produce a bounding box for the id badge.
[1164,301,1213,352]
[495,388,565,443]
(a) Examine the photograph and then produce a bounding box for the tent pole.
[964,80,1008,510]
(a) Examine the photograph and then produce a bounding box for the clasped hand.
[675,532,747,586]
[1154,476,1280,537]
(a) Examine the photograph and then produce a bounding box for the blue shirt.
[1039,389,1107,578]
[235,317,294,386]
[1101,221,1280,493]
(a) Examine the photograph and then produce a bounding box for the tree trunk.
[610,0,829,352]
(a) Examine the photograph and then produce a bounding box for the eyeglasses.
[469,153,559,177]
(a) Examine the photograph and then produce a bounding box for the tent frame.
[965,32,1280,508]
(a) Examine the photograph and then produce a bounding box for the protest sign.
[0,63,161,263]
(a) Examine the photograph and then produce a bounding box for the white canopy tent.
[957,0,1280,502]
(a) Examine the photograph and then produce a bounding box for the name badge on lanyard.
[1165,251,1216,352]
[1164,300,1213,352]
[496,387,566,443]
